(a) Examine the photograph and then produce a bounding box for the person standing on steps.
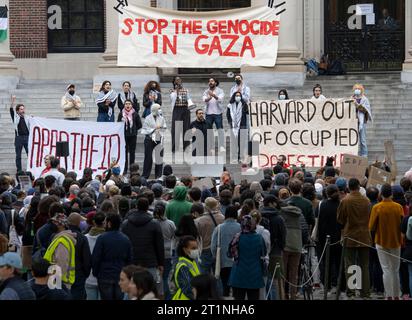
[311,84,326,100]
[143,81,162,118]
[96,81,117,122]
[352,83,372,158]
[117,81,139,114]
[10,95,30,173]
[61,84,82,120]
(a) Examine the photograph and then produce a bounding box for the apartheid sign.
[249,99,359,168]
[118,5,280,68]
[340,154,368,181]
[27,117,125,178]
[384,140,398,179]
[367,166,392,189]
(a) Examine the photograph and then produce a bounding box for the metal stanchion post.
[335,238,346,300]
[324,235,331,300]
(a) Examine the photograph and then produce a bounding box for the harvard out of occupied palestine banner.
[249,99,359,168]
[27,117,125,178]
[118,5,280,68]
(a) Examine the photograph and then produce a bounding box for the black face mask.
[235,80,242,85]
[69,90,75,95]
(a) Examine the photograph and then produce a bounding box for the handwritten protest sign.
[28,117,125,178]
[118,5,280,68]
[367,166,392,189]
[340,154,368,181]
[384,140,398,180]
[249,99,359,168]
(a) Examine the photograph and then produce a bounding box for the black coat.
[97,101,116,114]
[401,216,412,261]
[68,226,92,280]
[121,210,165,268]
[117,92,140,113]
[260,206,286,256]
[316,199,342,245]
[117,112,142,137]
[189,119,208,156]
[143,92,162,109]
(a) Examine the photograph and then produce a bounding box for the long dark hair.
[191,274,221,300]
[132,269,159,300]
[229,91,246,105]
[144,81,161,94]
[175,215,198,238]
[177,235,197,258]
[278,89,289,99]
[100,80,111,92]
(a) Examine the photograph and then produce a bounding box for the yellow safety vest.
[43,234,76,285]
[172,257,201,300]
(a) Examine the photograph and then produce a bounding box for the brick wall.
[9,0,48,58]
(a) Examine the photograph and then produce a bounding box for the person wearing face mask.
[118,99,142,175]
[203,77,225,153]
[141,104,167,179]
[172,235,201,300]
[10,95,30,173]
[143,81,162,118]
[170,76,192,153]
[190,109,208,157]
[352,84,372,157]
[96,80,118,122]
[278,89,289,101]
[117,81,140,114]
[227,91,250,163]
[230,74,251,104]
[61,84,83,120]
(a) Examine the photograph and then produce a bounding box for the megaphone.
[227,72,235,78]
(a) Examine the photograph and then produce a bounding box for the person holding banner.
[143,81,162,119]
[227,91,250,163]
[61,84,82,121]
[278,89,290,101]
[170,77,192,153]
[352,84,373,157]
[229,74,251,104]
[311,84,326,101]
[141,104,167,179]
[10,96,30,173]
[117,81,140,114]
[96,81,118,122]
[118,99,142,175]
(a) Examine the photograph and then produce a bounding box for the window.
[48,0,104,53]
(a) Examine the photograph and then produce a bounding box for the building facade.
[0,0,411,89]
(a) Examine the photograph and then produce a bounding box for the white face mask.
[354,89,362,96]
[188,249,200,260]
[235,96,241,103]
[279,95,286,100]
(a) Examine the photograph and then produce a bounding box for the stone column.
[402,0,412,83]
[242,0,306,87]
[94,0,159,91]
[0,0,19,89]
[304,0,324,61]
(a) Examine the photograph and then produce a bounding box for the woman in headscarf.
[96,80,118,122]
[117,99,142,175]
[143,81,162,118]
[228,215,266,300]
[117,81,139,114]
[227,91,250,163]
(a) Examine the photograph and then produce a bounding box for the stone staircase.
[0,74,411,181]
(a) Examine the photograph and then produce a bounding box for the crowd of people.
[1,154,412,301]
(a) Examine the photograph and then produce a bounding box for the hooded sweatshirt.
[85,227,105,287]
[280,205,306,253]
[121,210,165,268]
[165,186,192,227]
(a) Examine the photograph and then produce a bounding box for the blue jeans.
[199,248,215,274]
[86,284,100,300]
[162,258,172,300]
[206,114,225,149]
[15,135,28,172]
[358,125,368,157]
[97,112,114,122]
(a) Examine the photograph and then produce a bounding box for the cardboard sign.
[18,176,32,192]
[192,177,214,190]
[384,140,398,180]
[367,166,392,189]
[340,154,368,181]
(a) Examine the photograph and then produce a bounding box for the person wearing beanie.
[165,186,192,228]
[336,177,348,200]
[67,212,92,300]
[195,197,224,274]
[151,183,167,208]
[61,84,82,120]
[369,184,403,300]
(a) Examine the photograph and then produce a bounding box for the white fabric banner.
[118,5,280,68]
[27,117,125,178]
[249,99,359,168]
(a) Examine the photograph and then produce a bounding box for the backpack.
[406,216,412,241]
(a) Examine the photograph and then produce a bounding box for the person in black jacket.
[121,197,165,297]
[92,212,132,300]
[189,109,208,157]
[142,81,162,118]
[96,81,117,122]
[117,81,140,113]
[67,213,92,300]
[118,99,142,175]
[259,195,286,300]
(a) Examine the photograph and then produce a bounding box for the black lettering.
[249,102,259,127]
[307,101,317,122]
[290,130,299,145]
[276,131,288,146]
[260,101,269,126]
[300,130,309,145]
[297,101,305,123]
[310,131,319,146]
[349,128,359,146]
[335,101,344,119]
[322,101,335,121]
[321,130,332,147]
[270,102,280,125]
[339,128,348,146]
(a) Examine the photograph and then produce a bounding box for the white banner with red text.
[118,5,280,68]
[27,117,125,178]
[249,99,359,168]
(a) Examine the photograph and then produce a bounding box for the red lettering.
[307,155,319,167]
[99,135,111,170]
[134,18,145,34]
[207,20,218,34]
[221,35,239,57]
[260,154,269,168]
[272,21,280,36]
[181,20,192,34]
[192,20,202,34]
[112,134,121,164]
[153,35,158,54]
[208,36,223,56]
[163,35,177,55]
[144,19,157,34]
[157,19,168,34]
[40,128,50,167]
[79,134,90,171]
[240,36,255,57]
[30,126,41,168]
[121,18,134,36]
[89,135,99,168]
[250,20,260,35]
[194,35,209,54]
[71,132,81,170]
[49,130,58,157]
[171,19,182,34]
